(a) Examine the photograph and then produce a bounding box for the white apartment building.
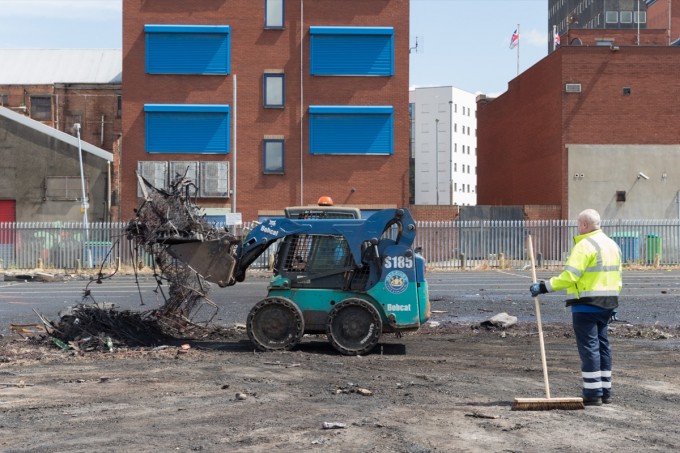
[409,86,477,206]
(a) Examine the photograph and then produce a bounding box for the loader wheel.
[247,297,304,352]
[326,298,382,356]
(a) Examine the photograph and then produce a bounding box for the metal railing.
[0,219,678,272]
[416,219,680,269]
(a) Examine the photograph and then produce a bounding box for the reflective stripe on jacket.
[545,229,622,309]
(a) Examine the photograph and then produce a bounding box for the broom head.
[512,397,585,411]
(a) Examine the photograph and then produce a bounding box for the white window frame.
[264,0,284,29]
[620,11,633,24]
[263,72,285,108]
[263,137,285,174]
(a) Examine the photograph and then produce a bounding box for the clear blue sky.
[0,0,548,96]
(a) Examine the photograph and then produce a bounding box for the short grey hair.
[578,209,601,229]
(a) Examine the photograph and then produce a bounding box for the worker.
[529,208,622,407]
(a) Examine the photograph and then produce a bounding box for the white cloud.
[524,29,548,47]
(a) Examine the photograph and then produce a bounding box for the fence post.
[537,252,543,268]
[499,252,506,269]
[459,252,466,270]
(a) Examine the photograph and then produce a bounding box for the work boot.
[583,397,602,406]
[602,396,612,404]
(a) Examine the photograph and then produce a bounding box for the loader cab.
[273,206,362,289]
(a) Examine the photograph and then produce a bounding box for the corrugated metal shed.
[0,49,121,84]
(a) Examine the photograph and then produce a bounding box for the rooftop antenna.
[410,36,422,54]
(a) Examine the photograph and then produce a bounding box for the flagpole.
[553,24,557,51]
[516,23,520,75]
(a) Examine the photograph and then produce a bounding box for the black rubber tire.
[247,297,305,351]
[326,298,383,356]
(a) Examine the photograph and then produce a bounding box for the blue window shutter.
[144,105,230,154]
[310,27,394,76]
[309,106,393,155]
[145,25,230,74]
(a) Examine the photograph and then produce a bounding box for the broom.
[512,234,585,411]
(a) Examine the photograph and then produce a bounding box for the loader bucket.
[166,238,237,287]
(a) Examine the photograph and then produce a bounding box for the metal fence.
[0,219,678,272]
[417,219,680,269]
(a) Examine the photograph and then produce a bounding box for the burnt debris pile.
[39,173,240,351]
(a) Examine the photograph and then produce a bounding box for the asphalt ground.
[1,269,678,336]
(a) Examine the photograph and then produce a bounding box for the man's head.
[577,209,601,235]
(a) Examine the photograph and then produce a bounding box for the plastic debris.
[322,422,347,429]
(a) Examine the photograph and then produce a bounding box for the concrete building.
[0,49,121,222]
[476,32,680,220]
[409,86,477,206]
[0,107,113,223]
[121,0,410,222]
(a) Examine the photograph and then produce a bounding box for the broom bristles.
[512,397,585,411]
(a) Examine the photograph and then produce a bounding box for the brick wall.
[477,44,680,219]
[0,84,121,152]
[122,0,409,222]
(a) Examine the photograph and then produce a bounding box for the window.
[30,96,52,121]
[144,104,230,154]
[0,93,7,106]
[263,138,284,173]
[263,72,285,108]
[308,106,393,155]
[44,176,87,201]
[116,95,122,118]
[169,161,199,197]
[605,11,618,23]
[145,25,230,74]
[634,11,646,24]
[620,11,633,24]
[137,161,168,197]
[264,0,284,29]
[310,27,394,76]
[199,161,229,197]
[137,160,229,198]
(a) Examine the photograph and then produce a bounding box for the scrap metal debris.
[37,172,241,351]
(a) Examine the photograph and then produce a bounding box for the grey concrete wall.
[0,116,109,222]
[568,144,680,220]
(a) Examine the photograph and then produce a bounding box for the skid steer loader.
[162,206,430,355]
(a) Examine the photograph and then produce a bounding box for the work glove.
[529,281,547,297]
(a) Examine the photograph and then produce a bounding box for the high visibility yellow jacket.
[545,229,622,309]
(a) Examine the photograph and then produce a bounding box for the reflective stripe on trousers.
[572,311,613,398]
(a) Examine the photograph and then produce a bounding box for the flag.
[645,0,657,7]
[554,30,561,48]
[509,29,519,49]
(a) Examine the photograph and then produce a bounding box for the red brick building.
[647,0,680,45]
[122,0,410,222]
[0,50,121,222]
[477,30,680,220]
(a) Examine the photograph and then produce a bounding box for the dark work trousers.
[572,310,613,399]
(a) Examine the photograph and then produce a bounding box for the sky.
[0,0,549,96]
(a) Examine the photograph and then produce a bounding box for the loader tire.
[247,297,304,351]
[326,298,382,356]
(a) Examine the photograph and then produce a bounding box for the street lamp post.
[75,123,92,268]
[435,118,439,205]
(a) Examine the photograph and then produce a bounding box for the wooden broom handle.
[528,234,551,399]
